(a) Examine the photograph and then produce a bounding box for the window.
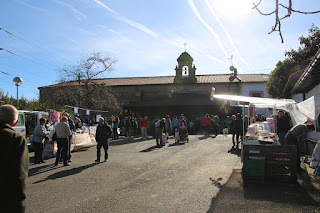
[182,66,189,77]
[17,114,24,126]
[250,91,263,97]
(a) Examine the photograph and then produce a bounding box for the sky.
[0,0,320,100]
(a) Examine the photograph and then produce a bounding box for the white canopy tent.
[210,87,318,126]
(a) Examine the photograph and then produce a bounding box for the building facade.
[39,51,269,119]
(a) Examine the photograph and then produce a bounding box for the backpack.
[155,120,161,128]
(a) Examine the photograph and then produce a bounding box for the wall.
[241,82,268,97]
[306,83,320,99]
[292,93,304,103]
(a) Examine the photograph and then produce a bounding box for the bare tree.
[57,52,120,111]
[253,0,320,43]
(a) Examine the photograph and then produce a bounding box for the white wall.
[241,82,268,116]
[292,93,304,103]
[306,83,320,99]
[241,83,268,98]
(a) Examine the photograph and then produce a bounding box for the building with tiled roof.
[39,51,269,119]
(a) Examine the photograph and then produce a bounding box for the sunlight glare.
[213,0,253,18]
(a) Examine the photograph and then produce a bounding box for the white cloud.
[205,0,251,72]
[15,0,46,12]
[187,0,230,59]
[91,0,158,38]
[54,0,87,21]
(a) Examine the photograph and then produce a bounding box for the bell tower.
[174,51,197,84]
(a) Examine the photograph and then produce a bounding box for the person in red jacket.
[202,114,211,137]
[140,116,148,139]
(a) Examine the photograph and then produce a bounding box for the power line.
[0,27,75,65]
[0,40,58,72]
[0,47,14,55]
[0,62,52,81]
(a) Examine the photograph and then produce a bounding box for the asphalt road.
[26,134,240,213]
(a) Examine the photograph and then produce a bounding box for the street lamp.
[13,77,23,102]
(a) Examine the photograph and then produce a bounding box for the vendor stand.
[210,90,299,183]
[242,125,298,183]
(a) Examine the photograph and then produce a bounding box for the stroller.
[175,127,189,143]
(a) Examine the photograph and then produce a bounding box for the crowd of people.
[1,102,319,212]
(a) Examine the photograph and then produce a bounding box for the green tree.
[0,89,69,112]
[266,25,320,98]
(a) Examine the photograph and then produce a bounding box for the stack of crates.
[244,157,265,184]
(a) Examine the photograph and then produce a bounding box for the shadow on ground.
[198,136,210,140]
[33,163,97,184]
[140,145,159,152]
[109,137,152,146]
[168,142,185,147]
[28,164,60,177]
[227,147,241,157]
[207,169,320,212]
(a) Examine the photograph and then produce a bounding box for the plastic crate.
[244,158,265,184]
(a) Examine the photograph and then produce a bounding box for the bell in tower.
[174,51,197,84]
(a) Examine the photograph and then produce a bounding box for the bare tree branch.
[253,0,320,43]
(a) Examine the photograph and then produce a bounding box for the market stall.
[210,90,299,183]
[210,88,320,182]
[70,126,97,151]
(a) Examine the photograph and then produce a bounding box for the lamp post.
[13,77,23,102]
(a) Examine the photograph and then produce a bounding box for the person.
[123,117,131,137]
[244,115,249,135]
[223,116,230,133]
[54,116,71,166]
[229,115,236,147]
[285,123,315,171]
[33,118,49,164]
[150,117,157,138]
[276,110,291,145]
[212,115,220,136]
[285,123,315,146]
[95,117,112,162]
[178,116,187,130]
[154,117,166,147]
[189,120,195,135]
[202,114,211,137]
[140,116,148,139]
[234,113,243,149]
[165,115,171,139]
[63,113,75,162]
[0,104,29,212]
[112,116,120,140]
[172,116,178,133]
[74,115,81,129]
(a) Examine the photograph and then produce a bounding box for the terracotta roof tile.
[39,74,269,88]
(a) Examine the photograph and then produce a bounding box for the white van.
[13,110,49,149]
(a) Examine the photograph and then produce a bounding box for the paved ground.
[209,161,320,213]
[26,134,240,213]
[26,135,320,213]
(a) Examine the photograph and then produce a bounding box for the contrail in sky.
[163,39,231,67]
[91,0,158,38]
[187,0,230,60]
[204,0,251,72]
[54,0,87,21]
[15,0,46,11]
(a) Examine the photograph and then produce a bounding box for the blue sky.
[0,0,320,100]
